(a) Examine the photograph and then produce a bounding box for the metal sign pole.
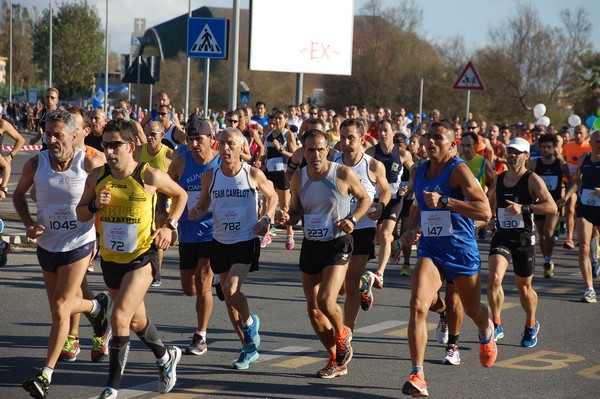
[137,56,141,111]
[185,0,191,122]
[465,90,471,123]
[229,0,240,110]
[295,73,303,106]
[203,59,210,117]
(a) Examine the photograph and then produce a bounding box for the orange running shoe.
[480,319,498,367]
[402,371,429,397]
[335,326,353,367]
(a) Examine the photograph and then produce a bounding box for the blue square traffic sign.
[187,18,229,59]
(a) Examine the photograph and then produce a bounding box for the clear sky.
[12,0,600,56]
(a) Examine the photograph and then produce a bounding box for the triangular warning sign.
[190,24,221,53]
[452,61,485,91]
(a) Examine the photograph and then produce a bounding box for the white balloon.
[567,114,581,127]
[533,103,547,119]
[568,127,575,139]
[536,116,551,127]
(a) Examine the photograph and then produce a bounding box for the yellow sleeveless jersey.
[139,144,169,172]
[460,154,487,190]
[96,162,156,264]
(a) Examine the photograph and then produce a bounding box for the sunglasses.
[227,118,239,123]
[101,141,129,150]
[145,132,161,137]
[156,112,168,116]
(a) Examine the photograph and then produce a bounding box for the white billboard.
[249,0,354,75]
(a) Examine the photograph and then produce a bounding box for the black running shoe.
[91,291,111,337]
[22,370,50,399]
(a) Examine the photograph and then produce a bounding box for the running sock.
[412,366,424,375]
[107,336,130,389]
[136,318,167,359]
[89,299,100,317]
[243,316,254,328]
[544,257,551,263]
[436,306,447,318]
[196,331,207,341]
[493,316,501,326]
[448,333,459,346]
[479,323,493,342]
[526,320,536,328]
[42,366,53,382]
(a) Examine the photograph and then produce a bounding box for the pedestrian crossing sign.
[187,17,229,59]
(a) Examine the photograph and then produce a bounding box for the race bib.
[45,204,78,231]
[580,189,600,207]
[497,207,525,229]
[304,214,334,240]
[421,210,452,237]
[266,157,285,172]
[102,222,138,253]
[540,175,558,191]
[216,206,244,232]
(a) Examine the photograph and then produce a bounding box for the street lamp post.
[104,0,109,109]
[49,0,52,88]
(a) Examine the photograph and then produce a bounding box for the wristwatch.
[347,215,358,225]
[440,195,449,208]
[163,218,178,231]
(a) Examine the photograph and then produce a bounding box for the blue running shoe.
[232,348,259,370]
[243,314,260,352]
[520,321,540,347]
[494,323,504,342]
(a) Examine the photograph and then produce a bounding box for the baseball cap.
[507,137,530,153]
[186,118,213,137]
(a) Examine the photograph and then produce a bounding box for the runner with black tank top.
[262,110,297,249]
[363,119,413,291]
[529,133,573,278]
[334,118,390,327]
[487,138,557,349]
[565,130,600,303]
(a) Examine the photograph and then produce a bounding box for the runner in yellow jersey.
[77,119,187,399]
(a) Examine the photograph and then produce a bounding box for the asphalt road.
[0,142,599,399]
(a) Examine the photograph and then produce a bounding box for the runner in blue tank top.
[400,122,497,397]
[162,119,220,357]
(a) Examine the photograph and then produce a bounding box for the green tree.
[574,51,600,119]
[0,1,38,92]
[475,2,592,123]
[32,0,104,99]
[323,0,449,116]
